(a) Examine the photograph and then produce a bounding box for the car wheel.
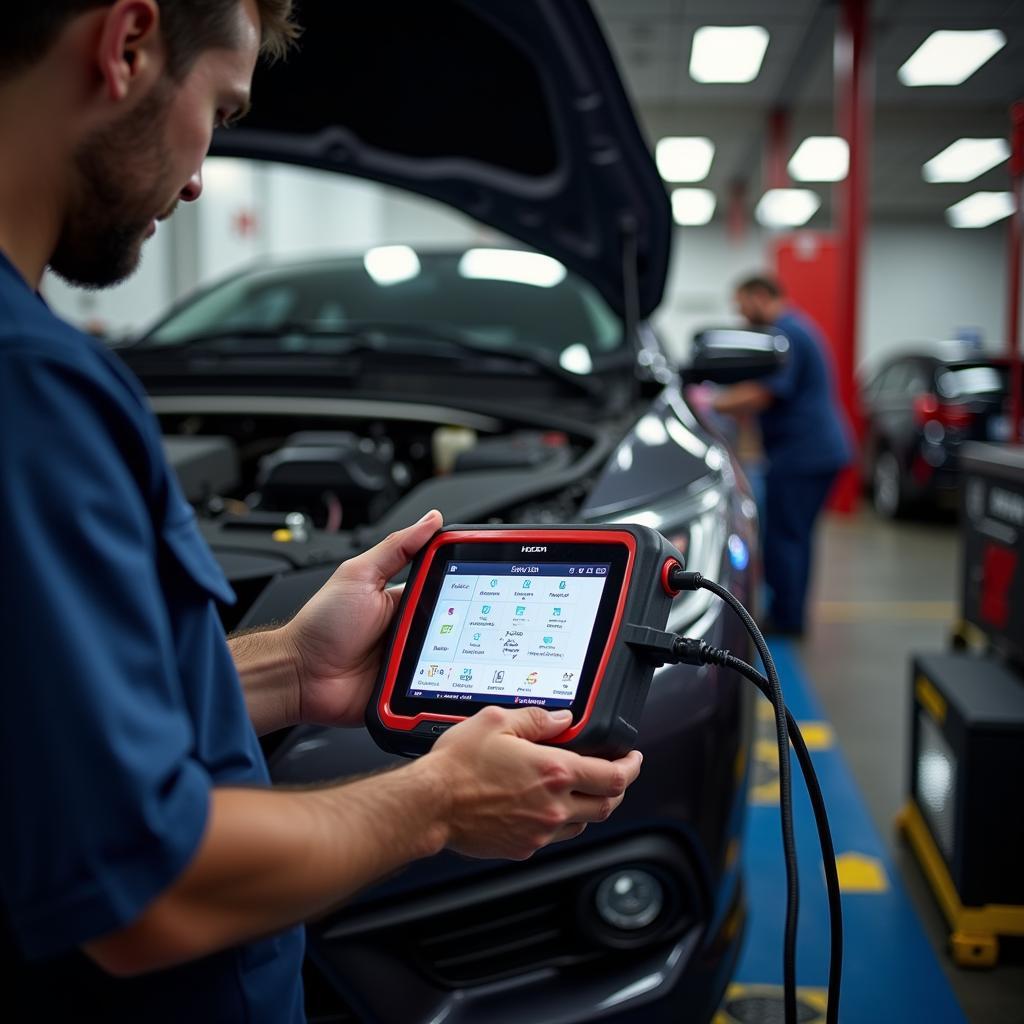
[872,449,904,519]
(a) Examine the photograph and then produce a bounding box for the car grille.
[316,833,704,991]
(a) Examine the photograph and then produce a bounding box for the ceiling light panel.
[898,30,1006,87]
[946,192,1015,229]
[656,137,715,182]
[671,188,717,226]
[755,189,821,229]
[788,137,849,182]
[923,138,1010,183]
[690,26,769,84]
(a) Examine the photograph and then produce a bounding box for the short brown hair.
[736,273,783,299]
[0,1,299,81]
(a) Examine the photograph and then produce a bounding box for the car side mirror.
[680,327,789,385]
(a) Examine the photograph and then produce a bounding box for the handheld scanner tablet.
[367,524,683,759]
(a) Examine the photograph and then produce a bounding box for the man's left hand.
[282,509,443,728]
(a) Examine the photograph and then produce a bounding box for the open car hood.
[210,0,670,320]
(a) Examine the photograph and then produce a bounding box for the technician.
[713,274,853,636]
[0,3,642,1020]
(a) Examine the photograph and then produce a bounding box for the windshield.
[145,249,624,368]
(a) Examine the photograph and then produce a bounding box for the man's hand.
[421,705,644,861]
[282,509,443,728]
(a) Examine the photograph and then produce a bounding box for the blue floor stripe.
[732,640,966,1022]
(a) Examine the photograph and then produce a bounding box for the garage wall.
[860,222,1009,372]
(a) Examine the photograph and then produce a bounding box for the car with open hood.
[118,3,764,1021]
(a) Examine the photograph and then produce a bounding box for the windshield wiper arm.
[338,320,605,399]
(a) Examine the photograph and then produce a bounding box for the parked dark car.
[117,4,765,1021]
[860,351,1021,518]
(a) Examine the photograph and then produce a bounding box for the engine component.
[163,435,240,504]
[256,431,396,529]
[453,431,570,473]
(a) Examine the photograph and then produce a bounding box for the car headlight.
[596,479,731,636]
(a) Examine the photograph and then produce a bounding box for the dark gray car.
[119,3,760,1020]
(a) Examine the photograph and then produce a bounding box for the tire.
[872,448,905,519]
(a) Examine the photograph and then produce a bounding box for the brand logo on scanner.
[521,546,547,553]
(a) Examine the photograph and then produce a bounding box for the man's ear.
[95,0,164,103]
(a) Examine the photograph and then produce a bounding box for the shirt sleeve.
[758,325,803,403]
[0,347,211,961]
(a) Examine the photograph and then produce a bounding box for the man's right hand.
[420,705,643,861]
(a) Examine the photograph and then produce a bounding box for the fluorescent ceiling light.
[898,29,1006,86]
[788,136,849,182]
[690,26,769,84]
[363,245,421,286]
[459,249,566,288]
[656,137,715,182]
[946,191,1015,228]
[923,138,1010,183]
[755,189,821,228]
[671,188,717,226]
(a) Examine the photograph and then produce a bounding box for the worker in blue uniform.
[0,3,642,1020]
[714,275,854,636]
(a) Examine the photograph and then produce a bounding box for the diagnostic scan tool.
[367,525,683,759]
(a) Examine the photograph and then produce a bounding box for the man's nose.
[180,169,204,203]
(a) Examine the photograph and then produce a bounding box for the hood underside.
[210,0,671,320]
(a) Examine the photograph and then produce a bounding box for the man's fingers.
[346,510,443,584]
[565,792,625,824]
[502,706,574,741]
[564,749,643,798]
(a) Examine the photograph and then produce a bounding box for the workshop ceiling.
[592,0,1024,225]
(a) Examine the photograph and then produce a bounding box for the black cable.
[671,569,800,1024]
[721,653,843,1024]
[623,619,844,1024]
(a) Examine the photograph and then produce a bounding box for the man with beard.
[0,4,642,1020]
[713,274,853,637]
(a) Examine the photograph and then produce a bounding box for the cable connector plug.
[622,624,730,668]
[667,566,704,592]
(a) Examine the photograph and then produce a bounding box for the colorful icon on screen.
[482,604,491,615]
[562,672,575,682]
[473,632,481,641]
[516,605,527,616]
[553,607,562,617]
[490,578,498,587]
[427,664,443,678]
[447,607,455,615]
[526,671,539,685]
[559,580,567,590]
[523,579,531,588]
[460,668,473,681]
[440,624,453,635]
[543,636,553,645]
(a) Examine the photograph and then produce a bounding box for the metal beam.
[1008,101,1024,444]
[834,0,872,508]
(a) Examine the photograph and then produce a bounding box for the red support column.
[1007,101,1024,444]
[833,0,872,511]
[765,107,791,192]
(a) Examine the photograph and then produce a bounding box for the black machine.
[900,442,1024,967]
[367,524,682,760]
[367,523,845,1024]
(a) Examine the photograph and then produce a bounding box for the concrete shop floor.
[799,509,1024,1024]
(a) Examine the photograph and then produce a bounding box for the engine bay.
[158,410,599,537]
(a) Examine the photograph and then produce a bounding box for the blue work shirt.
[758,309,853,475]
[0,251,305,1021]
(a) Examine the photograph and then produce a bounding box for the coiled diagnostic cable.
[624,565,842,1024]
